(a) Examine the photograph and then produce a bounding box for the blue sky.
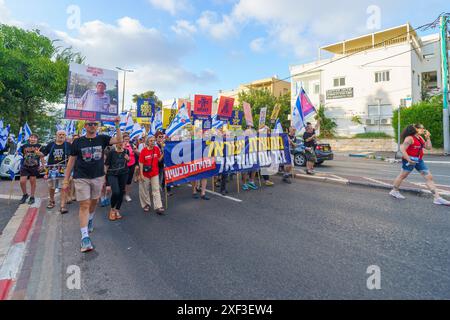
[1,0,448,107]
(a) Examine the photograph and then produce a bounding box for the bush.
[392,95,443,147]
[354,132,392,139]
[316,105,337,138]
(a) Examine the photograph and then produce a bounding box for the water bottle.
[409,157,419,167]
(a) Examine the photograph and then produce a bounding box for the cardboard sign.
[270,104,281,122]
[228,110,243,127]
[162,107,178,129]
[217,96,235,121]
[193,95,213,120]
[137,98,155,119]
[259,107,267,128]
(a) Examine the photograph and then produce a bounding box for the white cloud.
[196,10,237,41]
[171,20,197,36]
[249,37,265,53]
[148,0,192,16]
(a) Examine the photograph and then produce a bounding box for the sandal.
[143,205,150,212]
[115,211,123,220]
[156,208,165,215]
[60,207,69,214]
[108,210,116,221]
[47,200,55,209]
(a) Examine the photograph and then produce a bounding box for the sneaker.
[88,219,94,233]
[265,180,274,187]
[28,197,35,205]
[389,190,406,200]
[242,184,249,191]
[80,237,94,253]
[247,182,258,190]
[201,195,210,201]
[125,195,132,202]
[283,177,292,184]
[100,198,107,207]
[105,198,111,206]
[192,193,200,199]
[433,197,450,206]
[20,194,29,204]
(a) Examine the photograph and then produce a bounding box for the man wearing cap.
[78,81,111,112]
[63,117,122,253]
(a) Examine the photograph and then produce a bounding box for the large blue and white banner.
[164,134,292,186]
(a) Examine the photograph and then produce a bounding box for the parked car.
[291,139,334,167]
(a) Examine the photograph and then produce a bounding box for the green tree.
[315,105,337,138]
[237,89,291,130]
[392,95,444,147]
[0,24,81,137]
[132,91,163,108]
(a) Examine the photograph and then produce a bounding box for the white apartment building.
[289,24,443,136]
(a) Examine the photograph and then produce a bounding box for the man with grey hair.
[43,130,71,213]
[78,81,111,112]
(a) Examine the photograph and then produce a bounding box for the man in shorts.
[42,130,71,213]
[63,118,123,253]
[19,133,45,205]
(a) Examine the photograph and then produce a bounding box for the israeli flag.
[23,122,32,141]
[0,119,3,130]
[150,110,163,135]
[274,119,284,134]
[81,128,87,136]
[166,104,190,137]
[17,127,23,145]
[211,114,224,129]
[65,120,76,136]
[130,123,144,140]
[0,125,9,150]
[292,94,305,131]
[119,112,129,130]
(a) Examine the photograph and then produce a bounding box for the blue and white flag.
[81,128,87,136]
[274,119,283,134]
[211,114,224,129]
[125,114,134,133]
[17,127,23,146]
[119,112,129,131]
[292,94,305,131]
[56,124,65,132]
[166,104,190,137]
[130,123,144,140]
[150,110,163,135]
[23,122,32,141]
[7,168,15,180]
[64,120,76,136]
[0,124,9,150]
[0,120,3,130]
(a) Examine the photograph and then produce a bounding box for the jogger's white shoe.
[389,190,406,200]
[433,197,450,206]
[125,195,132,202]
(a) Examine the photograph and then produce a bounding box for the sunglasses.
[86,123,99,127]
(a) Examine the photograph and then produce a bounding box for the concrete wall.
[319,138,398,152]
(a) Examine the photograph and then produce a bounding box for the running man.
[63,118,123,253]
[390,123,450,205]
[42,130,71,213]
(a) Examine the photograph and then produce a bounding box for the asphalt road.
[312,154,450,186]
[0,199,18,235]
[20,174,450,300]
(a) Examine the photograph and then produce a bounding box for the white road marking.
[0,194,21,200]
[0,243,25,280]
[186,185,242,203]
[362,177,393,187]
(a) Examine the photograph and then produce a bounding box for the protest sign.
[164,134,291,186]
[259,107,267,128]
[163,107,178,129]
[65,63,119,121]
[270,104,281,123]
[243,102,253,127]
[137,98,155,119]
[217,96,235,121]
[193,95,213,120]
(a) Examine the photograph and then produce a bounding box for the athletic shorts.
[402,159,430,175]
[74,176,104,202]
[20,166,40,177]
[305,149,317,163]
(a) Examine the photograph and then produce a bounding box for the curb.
[294,173,430,197]
[0,199,41,300]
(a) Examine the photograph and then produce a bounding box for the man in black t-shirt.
[19,133,45,205]
[63,118,123,253]
[42,130,71,213]
[303,120,320,175]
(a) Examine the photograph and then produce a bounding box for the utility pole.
[440,16,449,154]
[116,67,134,113]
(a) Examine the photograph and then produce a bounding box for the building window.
[314,84,320,94]
[375,71,390,83]
[422,71,438,90]
[333,77,345,87]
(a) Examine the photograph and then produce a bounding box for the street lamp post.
[116,67,134,113]
[375,98,382,132]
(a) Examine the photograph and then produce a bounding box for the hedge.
[392,96,445,148]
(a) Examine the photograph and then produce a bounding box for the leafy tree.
[237,89,291,130]
[315,105,337,138]
[392,95,444,147]
[132,91,163,108]
[0,24,82,137]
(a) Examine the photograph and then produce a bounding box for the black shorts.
[305,149,317,163]
[20,166,40,177]
[126,164,136,185]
